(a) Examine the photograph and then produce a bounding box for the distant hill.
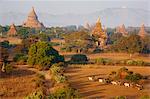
[0,8,150,27]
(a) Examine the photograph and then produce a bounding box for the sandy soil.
[65,65,150,99]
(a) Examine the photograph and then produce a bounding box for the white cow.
[135,84,143,90]
[98,79,104,83]
[124,83,130,87]
[111,81,118,85]
[88,76,95,81]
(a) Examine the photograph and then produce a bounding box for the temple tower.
[116,24,128,36]
[22,7,44,28]
[92,17,107,48]
[7,23,17,36]
[138,24,147,38]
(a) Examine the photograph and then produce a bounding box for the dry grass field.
[0,68,36,99]
[65,65,150,99]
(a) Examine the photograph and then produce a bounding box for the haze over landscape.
[0,0,150,99]
[0,0,150,27]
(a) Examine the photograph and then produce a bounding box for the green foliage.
[50,63,65,75]
[95,58,113,65]
[63,31,94,53]
[54,75,67,83]
[49,87,80,99]
[18,27,29,39]
[110,34,145,54]
[27,41,64,70]
[50,62,66,83]
[70,54,88,64]
[140,95,150,99]
[115,96,126,99]
[108,33,123,45]
[94,57,149,66]
[0,41,11,48]
[125,73,143,82]
[25,90,44,99]
[13,53,28,62]
[38,33,51,42]
[5,64,13,73]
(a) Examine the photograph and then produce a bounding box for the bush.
[126,60,137,65]
[50,63,65,75]
[125,73,143,82]
[5,64,13,73]
[115,96,126,99]
[49,87,80,99]
[54,75,67,83]
[25,90,44,99]
[95,58,113,65]
[140,95,150,99]
[70,54,88,64]
[93,48,102,53]
[13,53,28,64]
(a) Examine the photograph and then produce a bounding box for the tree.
[18,27,29,38]
[27,41,64,70]
[63,31,94,53]
[111,34,143,57]
[0,47,9,72]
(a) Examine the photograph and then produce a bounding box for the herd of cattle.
[88,76,143,90]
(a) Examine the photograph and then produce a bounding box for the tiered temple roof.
[92,17,107,39]
[22,7,44,28]
[138,24,147,37]
[92,17,107,47]
[116,24,128,36]
[7,23,17,36]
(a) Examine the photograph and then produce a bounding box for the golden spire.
[97,17,101,23]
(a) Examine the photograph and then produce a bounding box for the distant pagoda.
[115,24,128,36]
[84,22,91,30]
[7,23,17,36]
[92,17,107,48]
[138,24,147,38]
[22,7,44,29]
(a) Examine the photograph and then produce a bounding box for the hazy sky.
[0,0,149,14]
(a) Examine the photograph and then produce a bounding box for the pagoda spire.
[97,17,101,23]
[7,23,17,36]
[22,7,45,28]
[138,24,147,38]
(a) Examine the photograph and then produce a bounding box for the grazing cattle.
[117,81,122,86]
[135,84,143,90]
[111,81,118,85]
[98,78,104,83]
[88,76,95,81]
[124,83,130,87]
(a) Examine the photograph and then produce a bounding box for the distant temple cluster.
[115,24,148,38]
[3,7,149,48]
[6,7,45,36]
[115,24,128,36]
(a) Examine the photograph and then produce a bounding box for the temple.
[115,24,128,36]
[22,7,44,29]
[7,23,17,36]
[138,24,147,38]
[92,17,107,48]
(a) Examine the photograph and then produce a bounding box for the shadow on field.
[80,89,105,98]
[0,69,36,78]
